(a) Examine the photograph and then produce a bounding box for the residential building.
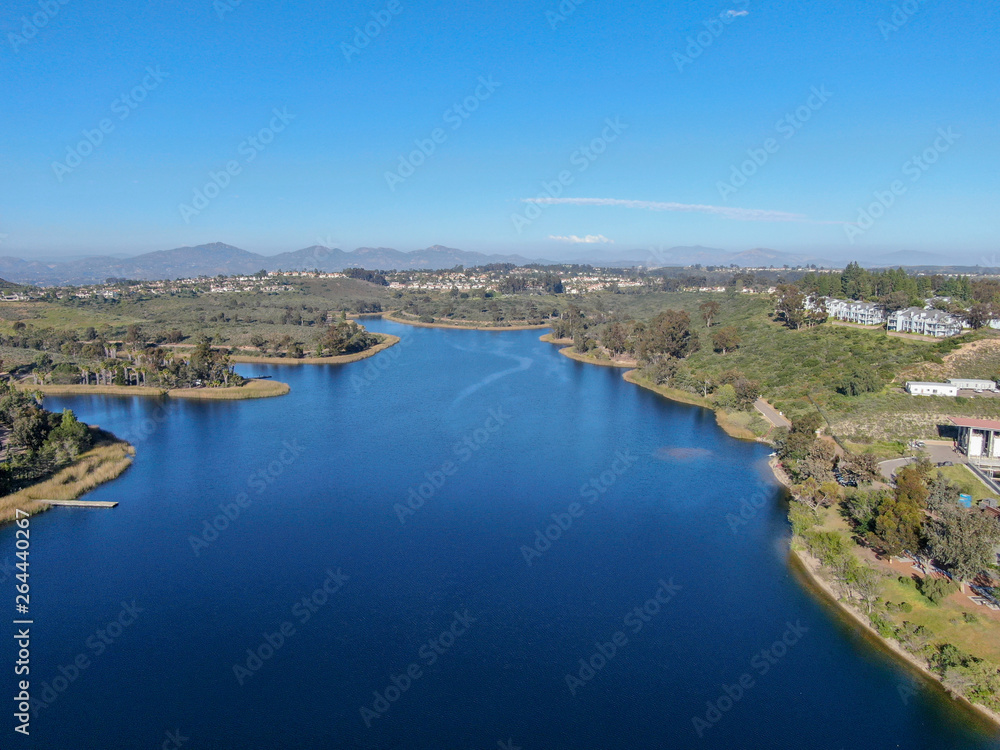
[906,382,959,397]
[887,307,964,337]
[946,378,998,392]
[804,297,886,325]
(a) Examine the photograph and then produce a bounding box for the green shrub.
[918,576,956,604]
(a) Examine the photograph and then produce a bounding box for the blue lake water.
[3,318,999,749]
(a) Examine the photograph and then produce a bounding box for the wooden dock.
[40,500,118,508]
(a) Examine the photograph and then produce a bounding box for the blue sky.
[1,0,997,263]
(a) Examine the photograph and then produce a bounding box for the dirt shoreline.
[537,334,764,443]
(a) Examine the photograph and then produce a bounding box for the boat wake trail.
[449,343,534,407]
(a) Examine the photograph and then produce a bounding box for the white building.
[888,307,963,337]
[947,378,998,392]
[906,381,959,397]
[805,297,886,325]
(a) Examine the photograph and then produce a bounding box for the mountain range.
[0,243,984,286]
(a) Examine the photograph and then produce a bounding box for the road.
[754,398,792,430]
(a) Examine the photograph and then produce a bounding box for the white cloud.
[525,197,808,223]
[725,9,749,17]
[548,234,614,244]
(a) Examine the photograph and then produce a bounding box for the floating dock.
[41,500,118,508]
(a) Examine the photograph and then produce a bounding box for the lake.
[3,318,999,749]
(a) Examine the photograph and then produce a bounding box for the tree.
[638,311,699,361]
[966,302,996,330]
[928,508,1000,585]
[44,408,92,463]
[125,324,144,344]
[715,383,737,409]
[838,453,881,485]
[712,326,741,354]
[919,576,956,604]
[601,322,628,356]
[699,300,721,328]
[882,290,911,313]
[732,377,760,410]
[792,412,824,436]
[775,284,807,329]
[837,370,882,396]
[927,471,961,512]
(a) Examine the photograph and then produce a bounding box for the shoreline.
[229,333,401,364]
[382,312,549,331]
[534,333,1000,727]
[13,335,402,400]
[538,334,765,443]
[790,548,1000,731]
[771,462,1000,730]
[16,379,290,400]
[0,436,134,525]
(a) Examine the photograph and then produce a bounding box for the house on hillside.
[804,297,886,325]
[906,382,959,397]
[887,307,963,337]
[947,378,998,392]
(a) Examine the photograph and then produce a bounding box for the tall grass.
[0,439,134,524]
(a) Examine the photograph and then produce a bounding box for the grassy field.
[937,464,1000,504]
[0,438,134,524]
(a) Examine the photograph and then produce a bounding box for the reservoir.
[4,319,998,749]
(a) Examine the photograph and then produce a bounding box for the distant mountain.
[2,242,979,286]
[0,243,550,286]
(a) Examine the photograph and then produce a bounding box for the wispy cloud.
[524,197,811,223]
[548,234,614,244]
[725,9,749,18]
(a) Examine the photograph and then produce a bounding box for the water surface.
[3,320,998,749]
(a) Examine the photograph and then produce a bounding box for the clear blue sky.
[1,0,997,263]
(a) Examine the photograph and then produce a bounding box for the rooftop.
[950,417,1000,431]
